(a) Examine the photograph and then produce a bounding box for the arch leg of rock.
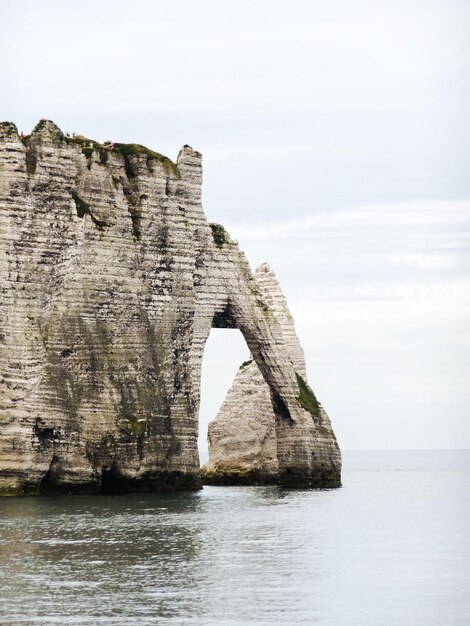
[201,263,341,488]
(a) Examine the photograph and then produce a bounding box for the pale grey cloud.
[224,201,470,240]
[1,0,469,450]
[389,252,458,270]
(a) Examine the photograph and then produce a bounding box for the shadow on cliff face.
[99,467,201,494]
[39,459,201,495]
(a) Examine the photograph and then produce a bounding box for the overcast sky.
[1,0,469,451]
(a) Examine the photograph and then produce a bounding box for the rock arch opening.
[198,328,250,465]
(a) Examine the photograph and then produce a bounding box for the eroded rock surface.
[201,264,341,485]
[0,119,341,494]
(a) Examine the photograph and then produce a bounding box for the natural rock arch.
[199,263,341,486]
[0,119,341,495]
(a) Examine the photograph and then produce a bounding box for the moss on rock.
[210,223,229,248]
[296,372,320,418]
[113,143,180,178]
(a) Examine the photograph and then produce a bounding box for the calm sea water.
[0,450,469,625]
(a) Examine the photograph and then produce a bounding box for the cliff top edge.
[0,119,200,175]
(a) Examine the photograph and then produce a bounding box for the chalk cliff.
[0,119,341,494]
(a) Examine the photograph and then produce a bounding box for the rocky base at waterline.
[0,119,341,495]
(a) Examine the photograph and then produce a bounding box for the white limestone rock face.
[0,119,341,494]
[202,361,279,483]
[201,264,341,485]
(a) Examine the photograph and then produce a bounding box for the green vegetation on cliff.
[122,416,147,437]
[210,223,229,248]
[113,143,180,178]
[296,372,320,418]
[66,135,179,177]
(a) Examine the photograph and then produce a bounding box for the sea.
[0,450,469,626]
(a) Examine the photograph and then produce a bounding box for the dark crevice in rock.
[33,417,60,444]
[72,191,108,229]
[39,455,99,495]
[24,142,38,175]
[39,455,60,494]
[212,302,237,328]
[271,391,293,423]
[130,212,142,241]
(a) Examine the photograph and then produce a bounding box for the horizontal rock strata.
[0,119,341,495]
[201,263,341,486]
